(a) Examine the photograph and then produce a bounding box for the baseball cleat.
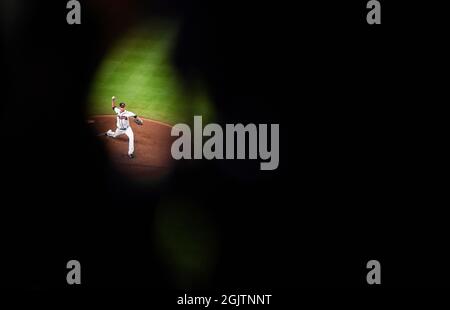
[128,153,135,159]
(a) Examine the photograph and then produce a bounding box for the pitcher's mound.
[89,115,175,181]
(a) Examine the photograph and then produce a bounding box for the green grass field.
[89,21,213,125]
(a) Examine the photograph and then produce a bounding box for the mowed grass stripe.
[89,23,209,125]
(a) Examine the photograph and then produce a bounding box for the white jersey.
[114,107,136,129]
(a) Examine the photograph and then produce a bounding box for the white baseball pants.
[107,127,134,155]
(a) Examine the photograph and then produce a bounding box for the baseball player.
[106,96,143,158]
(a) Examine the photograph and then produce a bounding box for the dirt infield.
[88,115,175,180]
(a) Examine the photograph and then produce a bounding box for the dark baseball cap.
[119,102,126,108]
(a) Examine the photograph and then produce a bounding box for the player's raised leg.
[107,128,124,138]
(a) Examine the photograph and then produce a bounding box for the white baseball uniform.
[107,107,137,155]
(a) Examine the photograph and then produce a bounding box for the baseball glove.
[134,117,143,126]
